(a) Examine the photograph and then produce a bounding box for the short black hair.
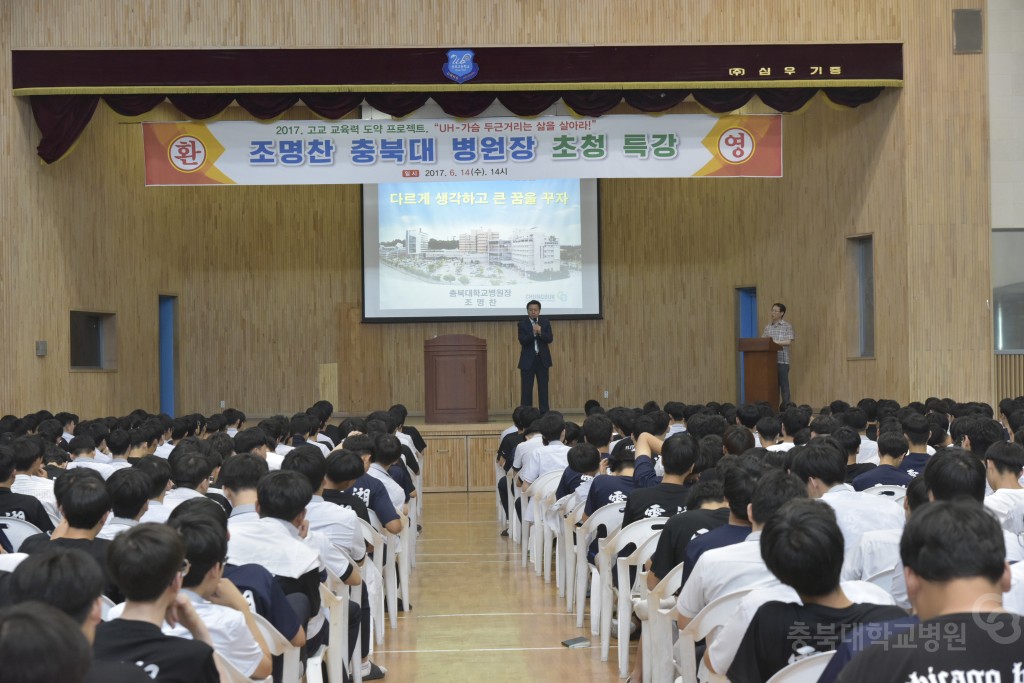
[10,547,105,624]
[780,408,809,438]
[721,454,764,521]
[538,412,566,445]
[664,401,685,421]
[901,412,931,446]
[964,419,1006,458]
[11,436,44,472]
[831,427,861,457]
[105,468,152,519]
[567,443,600,474]
[0,446,15,482]
[60,474,111,529]
[877,432,909,459]
[167,514,227,589]
[325,449,366,484]
[924,448,986,502]
[755,416,781,442]
[234,427,269,455]
[107,523,185,602]
[841,408,868,431]
[660,433,699,476]
[581,414,613,448]
[906,475,930,512]
[257,470,313,521]
[686,479,725,508]
[761,500,843,596]
[526,299,541,310]
[67,435,96,457]
[374,434,402,467]
[282,446,328,491]
[985,441,1024,476]
[750,470,808,526]
[0,603,92,683]
[723,425,755,455]
[168,497,229,531]
[901,499,1005,583]
[219,453,269,492]
[170,452,213,490]
[736,404,760,429]
[222,408,246,426]
[133,455,172,499]
[790,443,846,487]
[772,302,786,315]
[106,429,131,456]
[343,434,375,458]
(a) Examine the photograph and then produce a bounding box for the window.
[993,230,1024,352]
[70,311,117,370]
[847,235,875,358]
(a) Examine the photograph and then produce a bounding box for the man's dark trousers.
[521,356,549,414]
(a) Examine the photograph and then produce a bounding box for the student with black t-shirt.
[834,500,1023,683]
[343,436,404,535]
[622,432,698,526]
[8,548,150,683]
[0,603,95,683]
[0,445,55,533]
[833,426,876,483]
[19,469,123,602]
[726,500,905,683]
[852,432,913,491]
[93,524,220,683]
[646,480,731,590]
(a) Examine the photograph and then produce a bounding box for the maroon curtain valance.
[14,44,902,163]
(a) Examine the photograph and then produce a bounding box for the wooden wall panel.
[996,355,1024,404]
[0,0,995,419]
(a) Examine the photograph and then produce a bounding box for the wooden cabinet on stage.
[419,427,501,492]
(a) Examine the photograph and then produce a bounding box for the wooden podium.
[737,337,782,406]
[424,334,488,424]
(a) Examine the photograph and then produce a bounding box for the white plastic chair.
[669,588,754,683]
[765,651,836,683]
[614,529,662,678]
[521,470,562,571]
[509,475,522,544]
[0,518,42,551]
[562,499,587,611]
[863,564,900,593]
[252,612,302,683]
[597,517,665,666]
[357,519,386,646]
[574,503,626,631]
[863,484,907,503]
[528,473,562,581]
[309,566,363,683]
[394,513,412,617]
[639,561,686,683]
[213,651,251,683]
[99,595,116,621]
[495,461,507,531]
[367,510,399,631]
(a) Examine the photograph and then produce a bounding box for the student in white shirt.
[309,401,337,450]
[97,468,151,540]
[65,435,116,480]
[289,413,329,456]
[11,436,61,525]
[664,401,688,437]
[791,439,904,562]
[366,435,408,514]
[135,455,174,524]
[768,408,806,452]
[166,514,272,679]
[221,453,269,525]
[103,429,133,471]
[223,408,246,439]
[520,413,571,490]
[984,441,1024,525]
[154,417,191,459]
[235,426,282,470]
[163,452,214,510]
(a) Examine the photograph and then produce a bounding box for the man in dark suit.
[518,299,554,413]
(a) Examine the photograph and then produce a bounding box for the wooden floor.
[375,491,627,682]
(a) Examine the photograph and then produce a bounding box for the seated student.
[496,406,530,522]
[7,548,151,683]
[0,445,55,533]
[722,425,755,456]
[0,603,96,683]
[680,455,763,587]
[10,436,61,525]
[135,455,174,524]
[234,426,282,470]
[169,498,305,650]
[754,416,781,450]
[983,441,1024,525]
[664,401,687,437]
[223,408,246,439]
[159,515,272,679]
[105,429,133,472]
[322,450,371,525]
[93,524,220,683]
[646,480,730,590]
[554,443,601,509]
[365,434,408,515]
[766,409,804,452]
[842,476,929,594]
[582,440,653,520]
[510,418,545,473]
[98,468,151,540]
[154,418,189,459]
[19,470,122,602]
[677,470,808,628]
[163,451,214,510]
[308,401,336,450]
[622,432,698,525]
[834,426,875,483]
[282,447,367,567]
[898,412,933,477]
[389,404,428,458]
[726,500,906,683]
[65,435,116,480]
[790,440,904,562]
[367,410,420,477]
[520,412,571,492]
[342,437,403,535]
[852,432,913,491]
[220,453,270,525]
[289,413,327,456]
[257,416,293,460]
[833,501,1022,683]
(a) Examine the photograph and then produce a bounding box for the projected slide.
[362,179,601,321]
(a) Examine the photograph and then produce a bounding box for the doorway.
[736,287,758,404]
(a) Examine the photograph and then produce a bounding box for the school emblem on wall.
[443,49,479,84]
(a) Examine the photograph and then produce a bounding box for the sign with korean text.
[143,115,782,186]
